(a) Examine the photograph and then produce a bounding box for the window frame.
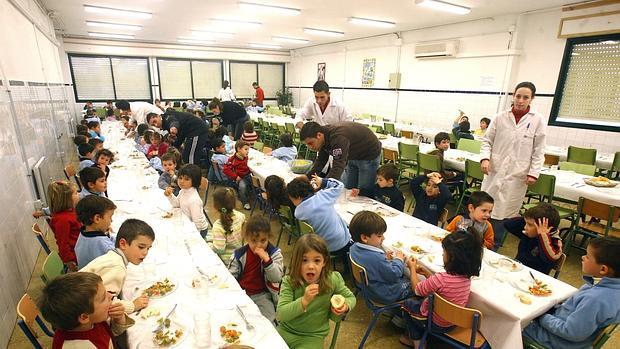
[228,60,285,100]
[156,57,224,101]
[549,33,620,132]
[68,53,152,103]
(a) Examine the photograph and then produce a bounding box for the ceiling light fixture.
[348,17,395,28]
[88,32,135,39]
[272,36,309,44]
[303,27,345,37]
[414,0,470,15]
[249,43,282,49]
[86,21,142,30]
[83,5,152,19]
[239,2,301,16]
[178,38,215,45]
[211,18,261,28]
[192,30,235,38]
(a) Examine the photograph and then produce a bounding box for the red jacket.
[49,209,82,264]
[146,142,169,159]
[223,153,250,180]
[255,87,265,106]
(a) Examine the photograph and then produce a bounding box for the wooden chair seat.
[577,223,620,238]
[444,327,488,348]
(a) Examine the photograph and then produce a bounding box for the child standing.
[350,163,405,211]
[229,215,284,323]
[75,195,117,268]
[277,234,356,348]
[158,152,180,196]
[38,272,133,349]
[146,132,169,160]
[208,138,229,182]
[48,181,82,272]
[400,231,483,348]
[268,133,298,162]
[523,237,620,349]
[241,120,258,146]
[164,164,209,238]
[223,140,252,210]
[410,172,451,226]
[79,167,107,199]
[208,187,246,262]
[78,143,95,170]
[445,191,495,249]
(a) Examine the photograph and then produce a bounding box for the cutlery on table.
[152,304,177,332]
[235,305,254,331]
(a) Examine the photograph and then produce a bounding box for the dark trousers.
[182,134,209,165]
[224,115,250,140]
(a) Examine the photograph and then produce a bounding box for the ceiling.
[42,0,578,50]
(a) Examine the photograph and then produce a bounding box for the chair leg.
[276,226,284,247]
[18,322,43,349]
[358,312,381,349]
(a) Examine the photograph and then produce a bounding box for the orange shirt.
[445,215,495,249]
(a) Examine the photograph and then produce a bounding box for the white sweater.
[80,249,134,313]
[167,187,209,231]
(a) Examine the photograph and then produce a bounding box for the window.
[550,34,620,132]
[229,62,285,100]
[157,58,223,100]
[68,54,151,102]
[192,61,223,99]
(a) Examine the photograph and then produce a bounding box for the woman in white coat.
[480,81,546,249]
[218,80,236,102]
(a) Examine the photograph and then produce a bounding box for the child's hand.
[133,295,149,311]
[310,175,322,189]
[108,301,125,319]
[254,247,270,263]
[32,210,44,219]
[65,261,78,272]
[331,302,349,316]
[386,250,394,260]
[416,265,432,277]
[301,284,320,310]
[236,176,241,183]
[350,188,360,197]
[167,169,176,176]
[407,256,417,270]
[395,250,405,261]
[535,217,551,236]
[164,187,173,197]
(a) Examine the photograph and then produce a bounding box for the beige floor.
[7,184,619,349]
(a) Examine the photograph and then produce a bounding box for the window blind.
[158,59,192,100]
[70,56,115,100]
[230,62,257,99]
[258,64,284,98]
[192,61,222,99]
[110,57,151,100]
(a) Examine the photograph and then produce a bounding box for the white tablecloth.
[102,123,288,349]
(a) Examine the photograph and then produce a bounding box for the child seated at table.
[504,203,563,274]
[208,187,245,262]
[48,180,82,272]
[523,237,620,349]
[79,167,107,199]
[38,272,134,349]
[350,163,405,211]
[276,234,356,348]
[87,121,105,142]
[146,131,169,160]
[92,148,114,179]
[429,132,463,184]
[75,195,117,268]
[400,230,483,348]
[452,120,474,141]
[82,219,154,314]
[223,140,252,210]
[241,120,259,147]
[214,126,234,154]
[229,215,284,323]
[445,191,495,249]
[137,129,154,155]
[286,176,352,254]
[208,138,229,182]
[158,152,180,196]
[473,117,490,137]
[410,172,451,226]
[89,138,103,153]
[263,175,296,214]
[164,164,209,238]
[73,134,88,148]
[78,143,95,170]
[268,133,298,162]
[349,211,414,304]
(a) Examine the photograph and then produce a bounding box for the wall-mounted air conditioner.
[414,40,459,59]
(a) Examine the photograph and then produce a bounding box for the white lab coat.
[129,102,162,124]
[294,96,353,125]
[218,87,236,101]
[480,108,546,220]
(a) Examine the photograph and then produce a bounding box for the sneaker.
[243,203,251,210]
[390,314,406,329]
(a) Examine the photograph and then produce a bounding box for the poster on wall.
[362,58,376,87]
[317,62,326,81]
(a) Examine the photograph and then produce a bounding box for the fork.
[235,305,254,331]
[152,304,177,333]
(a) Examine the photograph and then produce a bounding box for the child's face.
[468,202,493,223]
[581,245,606,277]
[177,175,193,190]
[248,232,270,253]
[85,151,93,159]
[93,209,114,231]
[425,181,440,197]
[119,235,153,265]
[87,282,112,325]
[97,155,111,167]
[237,145,250,158]
[152,137,160,146]
[215,144,226,154]
[92,125,101,134]
[436,139,450,151]
[162,160,176,173]
[301,249,326,284]
[94,143,104,152]
[361,232,384,249]
[523,218,540,238]
[72,188,80,207]
[90,177,107,193]
[376,175,393,188]
[480,121,488,130]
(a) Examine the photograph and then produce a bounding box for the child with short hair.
[208,138,229,182]
[276,234,356,348]
[146,132,169,160]
[81,219,155,314]
[137,129,154,154]
[158,152,179,196]
[78,143,95,170]
[445,191,495,249]
[208,187,246,262]
[164,164,209,237]
[75,195,117,267]
[523,237,620,349]
[452,120,474,140]
[38,272,133,349]
[410,172,451,226]
[223,140,252,210]
[73,135,88,147]
[269,133,298,162]
[400,231,483,348]
[473,117,491,137]
[429,132,463,183]
[76,124,88,135]
[229,215,284,323]
[349,211,414,304]
[79,167,107,199]
[350,163,405,211]
[48,181,82,272]
[241,120,258,146]
[87,121,105,142]
[88,138,104,153]
[214,126,234,154]
[504,203,563,274]
[92,148,114,179]
[286,176,352,254]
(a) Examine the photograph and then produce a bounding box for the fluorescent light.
[86,21,142,31]
[601,40,618,44]
[83,5,152,19]
[178,38,215,45]
[348,17,395,28]
[192,30,234,38]
[88,32,135,39]
[211,18,261,28]
[272,36,309,44]
[239,2,301,16]
[249,43,282,49]
[303,28,345,37]
[414,0,470,15]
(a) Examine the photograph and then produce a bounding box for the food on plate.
[153,318,184,346]
[426,255,435,263]
[490,258,522,272]
[429,234,445,242]
[455,157,466,162]
[140,306,160,319]
[161,211,173,219]
[410,245,425,254]
[584,176,618,187]
[191,277,202,289]
[515,293,532,305]
[373,207,398,218]
[220,324,242,344]
[330,294,346,310]
[528,279,552,296]
[392,241,404,249]
[591,176,611,184]
[143,278,175,297]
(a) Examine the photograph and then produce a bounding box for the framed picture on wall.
[362,58,376,87]
[317,62,326,81]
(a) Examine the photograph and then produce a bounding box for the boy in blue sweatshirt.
[410,172,451,226]
[74,195,117,268]
[208,138,230,182]
[268,133,298,162]
[350,163,405,211]
[523,237,620,349]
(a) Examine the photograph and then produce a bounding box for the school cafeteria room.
[2,0,620,348]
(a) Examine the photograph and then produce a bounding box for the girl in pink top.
[399,230,483,348]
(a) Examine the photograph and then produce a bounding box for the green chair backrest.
[174,107,183,112]
[95,108,106,119]
[299,221,314,235]
[42,251,64,284]
[457,139,482,154]
[567,146,596,165]
[418,152,442,173]
[358,113,372,120]
[285,123,295,134]
[612,152,620,172]
[368,125,380,133]
[465,159,484,181]
[398,143,419,161]
[527,173,556,201]
[448,132,457,146]
[384,122,396,136]
[559,161,596,176]
[253,141,264,151]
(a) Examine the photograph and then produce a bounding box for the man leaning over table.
[115,100,162,125]
[295,80,353,128]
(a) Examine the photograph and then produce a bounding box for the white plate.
[140,278,178,299]
[136,318,188,349]
[511,277,553,297]
[485,257,523,272]
[213,315,257,346]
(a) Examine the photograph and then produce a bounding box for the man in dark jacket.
[147,110,210,165]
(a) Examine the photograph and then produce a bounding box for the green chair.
[564,197,620,255]
[95,108,106,119]
[456,139,482,154]
[567,146,596,165]
[521,173,576,220]
[299,221,314,235]
[456,159,485,213]
[448,132,457,148]
[559,161,596,176]
[367,125,381,133]
[384,122,396,137]
[329,321,342,349]
[285,122,296,134]
[252,141,264,152]
[607,152,620,179]
[41,251,65,284]
[276,205,301,246]
[397,143,419,183]
[255,117,264,133]
[524,323,618,349]
[417,152,442,175]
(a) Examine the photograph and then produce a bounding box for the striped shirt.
[415,272,471,327]
[241,131,258,146]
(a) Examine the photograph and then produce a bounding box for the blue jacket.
[75,228,115,268]
[349,243,412,304]
[271,146,298,162]
[410,175,451,226]
[523,276,620,349]
[294,178,351,252]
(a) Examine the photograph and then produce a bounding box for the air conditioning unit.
[414,41,459,59]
